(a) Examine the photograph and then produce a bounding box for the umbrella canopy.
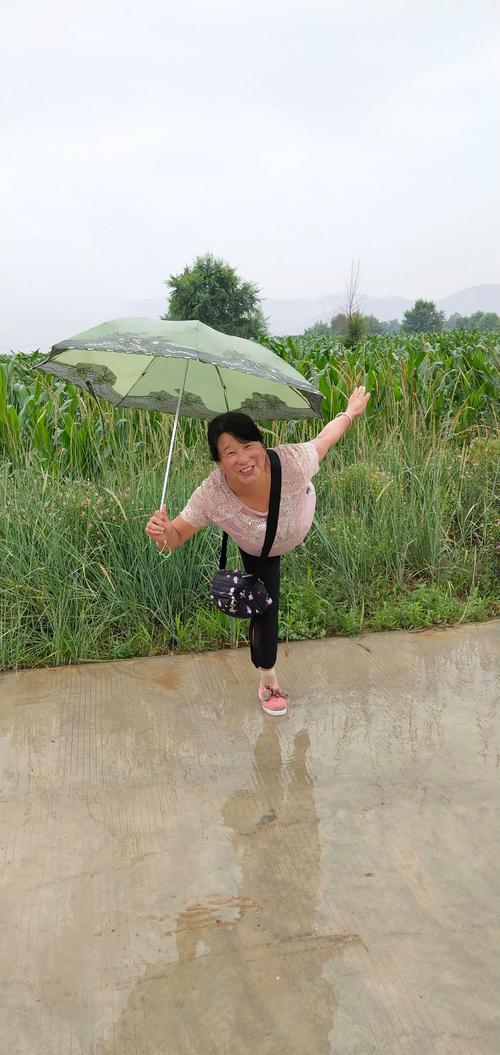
[35,317,323,513]
[36,317,322,421]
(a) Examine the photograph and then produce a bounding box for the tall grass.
[1,333,499,672]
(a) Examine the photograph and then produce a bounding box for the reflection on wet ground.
[0,622,498,1054]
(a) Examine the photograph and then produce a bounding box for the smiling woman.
[208,413,270,509]
[145,389,371,715]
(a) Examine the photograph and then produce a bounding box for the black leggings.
[239,550,281,669]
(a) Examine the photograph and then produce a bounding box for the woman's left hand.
[346,385,371,419]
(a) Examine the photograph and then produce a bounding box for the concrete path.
[0,622,498,1055]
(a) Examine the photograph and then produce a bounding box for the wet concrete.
[0,621,498,1054]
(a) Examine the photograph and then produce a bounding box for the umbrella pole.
[160,359,189,510]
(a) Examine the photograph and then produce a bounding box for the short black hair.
[207,412,264,462]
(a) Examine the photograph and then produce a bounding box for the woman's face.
[217,433,268,490]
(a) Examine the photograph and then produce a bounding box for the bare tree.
[342,259,363,319]
[330,259,366,348]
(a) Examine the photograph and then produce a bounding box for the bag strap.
[218,448,282,570]
[219,530,229,571]
[260,449,282,558]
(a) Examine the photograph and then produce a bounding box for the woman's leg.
[239,551,288,714]
[239,551,281,671]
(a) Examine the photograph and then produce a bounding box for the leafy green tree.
[163,253,268,339]
[401,299,445,333]
[334,313,401,336]
[446,312,468,330]
[331,312,349,335]
[304,312,401,340]
[382,318,402,334]
[331,311,367,347]
[473,311,500,330]
[303,320,332,338]
[470,311,500,331]
[447,310,500,332]
[363,314,386,334]
[344,312,365,348]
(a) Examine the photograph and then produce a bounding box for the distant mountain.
[436,285,500,318]
[258,294,412,334]
[3,284,499,355]
[121,285,500,337]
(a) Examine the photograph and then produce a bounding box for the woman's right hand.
[346,385,370,419]
[145,504,173,545]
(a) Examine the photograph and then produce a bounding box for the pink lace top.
[180,441,320,557]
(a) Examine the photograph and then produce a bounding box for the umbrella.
[36,317,322,508]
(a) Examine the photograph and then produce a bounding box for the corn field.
[264,330,499,433]
[0,331,498,479]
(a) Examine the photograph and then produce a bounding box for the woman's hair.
[207,412,264,462]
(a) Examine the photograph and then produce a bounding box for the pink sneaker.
[258,685,289,716]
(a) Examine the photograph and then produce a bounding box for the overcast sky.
[2,0,499,351]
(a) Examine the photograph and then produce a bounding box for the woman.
[145,385,370,716]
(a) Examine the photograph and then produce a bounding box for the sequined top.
[179,441,320,557]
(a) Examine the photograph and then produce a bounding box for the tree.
[382,318,402,334]
[363,314,386,334]
[447,310,500,331]
[303,320,332,338]
[163,253,268,339]
[302,262,404,341]
[340,260,365,348]
[470,311,500,331]
[303,312,401,339]
[446,312,468,330]
[401,299,445,333]
[331,312,349,335]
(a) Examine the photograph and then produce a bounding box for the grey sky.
[2,0,499,351]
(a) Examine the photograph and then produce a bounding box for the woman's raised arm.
[312,385,371,463]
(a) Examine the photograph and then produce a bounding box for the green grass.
[1,410,498,671]
[1,334,499,670]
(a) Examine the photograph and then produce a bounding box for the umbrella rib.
[113,354,158,407]
[215,366,230,413]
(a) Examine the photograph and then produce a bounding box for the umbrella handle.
[159,358,189,510]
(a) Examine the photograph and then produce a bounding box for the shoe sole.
[260,703,288,715]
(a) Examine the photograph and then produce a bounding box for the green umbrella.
[36,317,322,507]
